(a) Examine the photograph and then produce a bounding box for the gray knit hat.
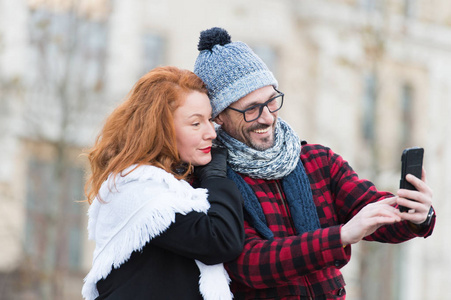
[194,27,278,118]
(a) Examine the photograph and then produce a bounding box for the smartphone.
[399,147,424,212]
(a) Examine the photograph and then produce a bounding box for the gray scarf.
[216,118,301,179]
[217,118,321,238]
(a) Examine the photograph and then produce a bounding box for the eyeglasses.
[226,87,284,122]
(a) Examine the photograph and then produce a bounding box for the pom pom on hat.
[194,27,278,118]
[198,27,231,51]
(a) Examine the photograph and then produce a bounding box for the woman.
[82,66,244,300]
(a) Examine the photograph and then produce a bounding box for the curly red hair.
[84,66,208,204]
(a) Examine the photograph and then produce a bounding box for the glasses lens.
[267,94,283,112]
[243,93,284,122]
[244,106,260,122]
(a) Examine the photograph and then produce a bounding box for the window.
[26,8,108,139]
[25,157,85,272]
[362,72,377,143]
[142,33,165,74]
[28,8,108,94]
[360,0,385,12]
[252,45,279,77]
[76,19,108,93]
[404,0,416,18]
[400,83,414,147]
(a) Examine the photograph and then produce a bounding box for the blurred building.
[0,0,449,299]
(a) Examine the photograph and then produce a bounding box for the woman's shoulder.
[99,165,191,195]
[117,164,180,185]
[97,164,208,212]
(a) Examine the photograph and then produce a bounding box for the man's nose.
[257,106,274,124]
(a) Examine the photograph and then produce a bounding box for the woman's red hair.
[84,66,208,204]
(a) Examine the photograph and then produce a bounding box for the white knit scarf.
[82,165,233,300]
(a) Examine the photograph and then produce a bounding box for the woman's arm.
[150,177,245,265]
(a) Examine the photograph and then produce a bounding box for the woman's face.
[173,91,217,166]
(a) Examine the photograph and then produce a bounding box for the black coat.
[95,177,244,299]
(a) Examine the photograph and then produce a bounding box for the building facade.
[0,0,449,299]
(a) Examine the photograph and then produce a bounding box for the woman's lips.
[200,147,211,153]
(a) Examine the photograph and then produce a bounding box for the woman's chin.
[190,156,212,167]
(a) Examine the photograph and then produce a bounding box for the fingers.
[421,167,427,183]
[396,172,433,224]
[396,196,426,212]
[341,200,401,245]
[397,203,429,224]
[396,168,433,225]
[398,174,433,204]
[358,200,402,226]
[406,170,432,196]
[397,195,432,224]
[377,196,398,205]
[368,198,401,217]
[404,174,426,192]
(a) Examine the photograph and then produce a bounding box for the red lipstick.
[200,147,211,154]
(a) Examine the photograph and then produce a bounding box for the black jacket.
[95,177,244,299]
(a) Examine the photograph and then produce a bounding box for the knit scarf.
[217,118,321,239]
[216,118,301,180]
[82,165,233,300]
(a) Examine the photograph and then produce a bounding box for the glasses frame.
[226,87,284,123]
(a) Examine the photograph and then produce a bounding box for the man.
[194,27,435,299]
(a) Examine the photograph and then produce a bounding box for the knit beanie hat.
[194,27,278,118]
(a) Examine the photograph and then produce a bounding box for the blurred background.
[0,0,449,299]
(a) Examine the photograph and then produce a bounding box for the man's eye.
[267,98,278,109]
[245,106,259,115]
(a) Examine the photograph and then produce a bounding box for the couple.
[82,28,435,300]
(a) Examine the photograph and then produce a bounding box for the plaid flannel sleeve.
[326,146,435,242]
[225,220,351,289]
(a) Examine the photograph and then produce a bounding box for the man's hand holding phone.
[341,148,434,245]
[397,157,434,226]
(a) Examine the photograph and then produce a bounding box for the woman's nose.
[205,122,217,140]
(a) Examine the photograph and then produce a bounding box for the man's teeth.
[253,128,269,133]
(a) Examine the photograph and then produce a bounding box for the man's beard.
[246,124,275,151]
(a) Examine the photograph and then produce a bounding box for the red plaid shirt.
[225,144,434,299]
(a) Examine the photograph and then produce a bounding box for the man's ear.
[214,113,224,125]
